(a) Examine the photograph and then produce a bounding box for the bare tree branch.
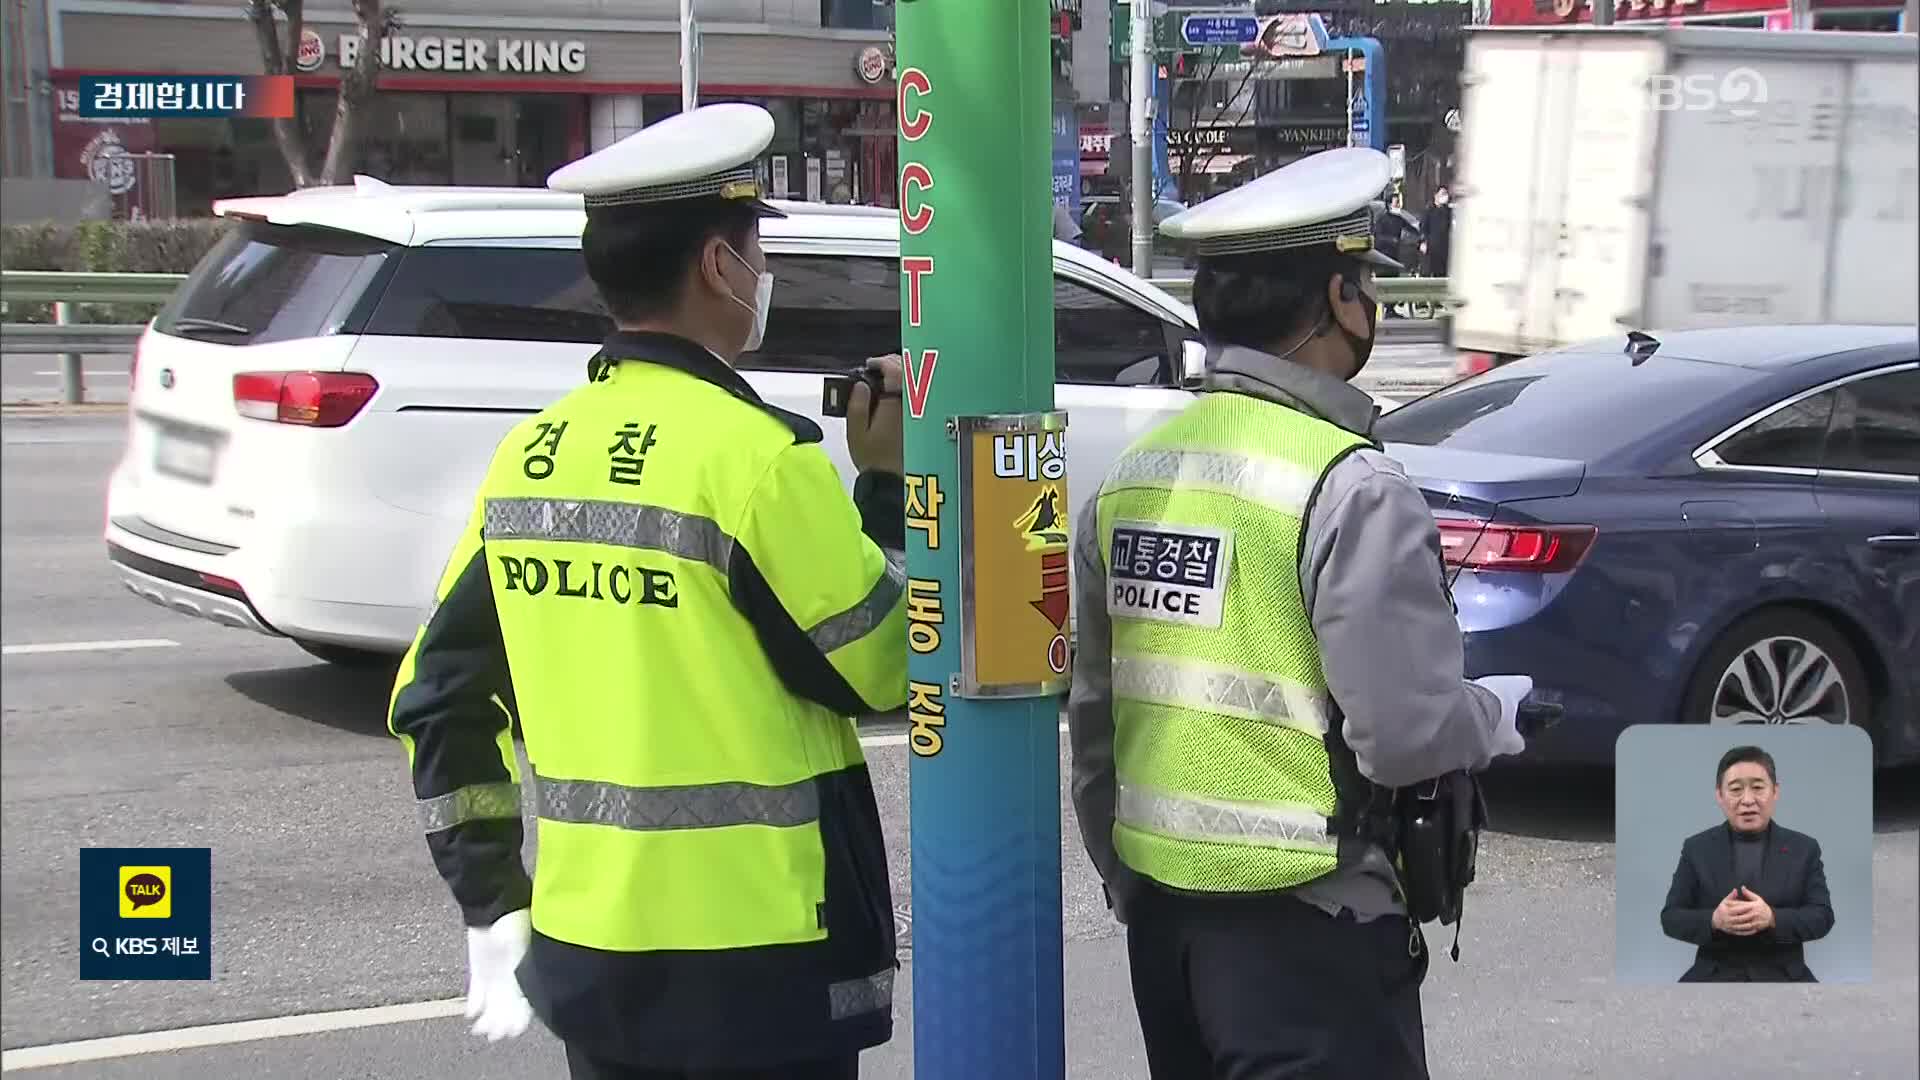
[1195,61,1261,179]
[317,0,394,185]
[247,0,311,187]
[1174,50,1265,197]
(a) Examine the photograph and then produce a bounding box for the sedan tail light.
[233,371,378,427]
[1436,519,1597,573]
[1455,352,1498,378]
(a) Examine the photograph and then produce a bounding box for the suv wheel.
[1679,610,1873,731]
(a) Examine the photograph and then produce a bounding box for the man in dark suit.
[1660,745,1834,982]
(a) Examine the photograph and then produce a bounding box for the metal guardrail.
[0,272,180,403]
[1,270,186,305]
[1,322,146,353]
[0,319,144,404]
[1147,275,1453,344]
[0,271,1458,402]
[1147,274,1452,304]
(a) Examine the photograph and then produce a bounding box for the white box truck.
[1447,26,1919,369]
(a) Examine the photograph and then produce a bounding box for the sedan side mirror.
[1179,339,1207,388]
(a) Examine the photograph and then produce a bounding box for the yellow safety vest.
[390,331,906,1065]
[1094,389,1375,894]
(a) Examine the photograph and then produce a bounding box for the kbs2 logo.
[1648,67,1768,118]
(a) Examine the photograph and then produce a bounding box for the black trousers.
[563,1046,859,1080]
[1125,889,1430,1080]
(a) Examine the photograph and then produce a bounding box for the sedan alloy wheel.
[1708,634,1852,725]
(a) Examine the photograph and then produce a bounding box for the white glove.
[465,909,533,1042]
[1472,675,1534,759]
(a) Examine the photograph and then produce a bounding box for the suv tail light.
[233,372,378,427]
[1436,519,1597,573]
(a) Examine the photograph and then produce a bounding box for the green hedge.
[1,219,232,324]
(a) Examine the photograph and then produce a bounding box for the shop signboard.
[334,33,588,73]
[1051,101,1081,216]
[1166,125,1257,153]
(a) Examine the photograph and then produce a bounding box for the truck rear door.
[1452,31,1661,356]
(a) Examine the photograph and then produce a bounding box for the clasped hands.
[1710,886,1776,936]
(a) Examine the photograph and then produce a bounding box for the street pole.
[679,0,698,113]
[894,0,1067,1077]
[1593,0,1614,27]
[1789,0,1812,28]
[1129,0,1155,277]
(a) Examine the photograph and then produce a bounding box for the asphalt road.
[0,345,1460,408]
[4,411,1916,1079]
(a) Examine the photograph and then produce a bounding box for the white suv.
[105,183,1227,665]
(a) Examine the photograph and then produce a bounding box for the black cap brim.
[747,198,787,219]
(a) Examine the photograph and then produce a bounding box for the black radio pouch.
[1397,769,1488,961]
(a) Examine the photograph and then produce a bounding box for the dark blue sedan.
[1374,324,1920,765]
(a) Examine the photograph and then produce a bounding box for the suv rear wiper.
[170,318,252,336]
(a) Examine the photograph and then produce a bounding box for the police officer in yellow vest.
[387,103,908,1080]
[1066,148,1539,1079]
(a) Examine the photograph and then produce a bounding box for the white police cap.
[547,101,785,217]
[1158,147,1398,268]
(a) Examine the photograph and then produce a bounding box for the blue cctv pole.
[893,0,1068,1077]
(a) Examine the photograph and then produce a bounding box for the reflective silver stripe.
[1106,448,1318,516]
[529,772,819,831]
[1117,782,1334,851]
[808,557,907,655]
[419,781,521,833]
[828,968,896,1020]
[1112,654,1330,737]
[483,497,734,572]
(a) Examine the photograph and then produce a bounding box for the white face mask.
[723,243,774,353]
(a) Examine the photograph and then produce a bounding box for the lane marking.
[0,999,469,1071]
[0,723,1075,1069]
[2,639,179,656]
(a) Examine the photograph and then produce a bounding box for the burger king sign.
[855,44,892,85]
[295,28,326,72]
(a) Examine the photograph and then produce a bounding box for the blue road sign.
[1180,14,1260,46]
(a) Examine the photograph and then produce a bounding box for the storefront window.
[285,88,581,188]
[1815,9,1902,28]
[360,93,453,183]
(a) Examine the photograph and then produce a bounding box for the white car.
[105,183,1397,665]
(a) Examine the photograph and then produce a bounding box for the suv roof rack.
[233,185,897,220]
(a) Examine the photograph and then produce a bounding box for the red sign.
[50,80,157,199]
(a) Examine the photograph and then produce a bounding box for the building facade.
[34,0,900,215]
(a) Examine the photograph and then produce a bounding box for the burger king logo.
[855,45,889,85]
[295,28,326,72]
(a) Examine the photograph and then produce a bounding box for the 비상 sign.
[955,412,1072,698]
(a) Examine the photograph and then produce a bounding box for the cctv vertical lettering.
[895,1,1067,1074]
[897,67,950,760]
[387,333,909,1065]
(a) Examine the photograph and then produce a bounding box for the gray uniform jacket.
[1067,344,1508,924]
